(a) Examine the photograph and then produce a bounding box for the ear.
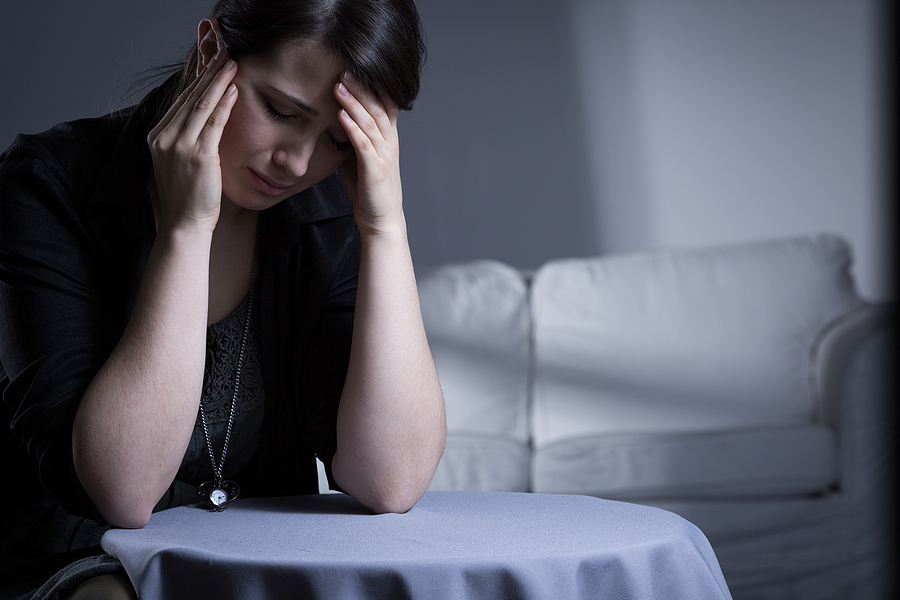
[197,18,225,76]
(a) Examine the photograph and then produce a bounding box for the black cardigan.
[0,81,360,592]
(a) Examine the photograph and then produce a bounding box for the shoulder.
[0,113,129,197]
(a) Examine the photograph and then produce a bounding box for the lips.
[249,169,292,196]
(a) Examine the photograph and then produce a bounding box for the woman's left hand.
[334,73,404,237]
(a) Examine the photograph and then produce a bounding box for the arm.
[72,227,213,528]
[72,52,239,528]
[330,74,446,514]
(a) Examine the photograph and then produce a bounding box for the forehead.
[241,39,344,106]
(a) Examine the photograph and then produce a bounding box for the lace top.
[175,290,266,485]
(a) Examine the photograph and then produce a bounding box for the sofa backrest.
[530,235,861,448]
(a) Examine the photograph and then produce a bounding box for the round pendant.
[198,480,240,512]
[210,488,228,506]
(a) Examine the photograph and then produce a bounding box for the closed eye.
[264,95,351,151]
[264,101,292,122]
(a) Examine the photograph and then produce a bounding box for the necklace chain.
[198,223,259,485]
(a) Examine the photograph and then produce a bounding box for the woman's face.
[216,39,354,211]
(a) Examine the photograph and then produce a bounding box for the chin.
[223,170,313,212]
[223,193,285,213]
[222,182,297,212]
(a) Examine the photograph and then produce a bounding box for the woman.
[0,0,446,597]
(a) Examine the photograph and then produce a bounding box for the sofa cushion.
[417,261,531,490]
[532,424,838,498]
[530,235,860,445]
[428,435,531,492]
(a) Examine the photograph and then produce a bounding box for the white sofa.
[418,234,897,600]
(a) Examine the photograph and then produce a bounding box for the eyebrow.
[263,82,320,117]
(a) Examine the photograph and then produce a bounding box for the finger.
[149,82,194,141]
[195,83,238,152]
[338,106,375,158]
[179,59,238,142]
[166,54,233,140]
[150,54,218,138]
[334,73,397,142]
[335,83,391,152]
[341,72,398,128]
[150,51,230,141]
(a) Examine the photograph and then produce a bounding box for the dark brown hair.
[162,0,425,114]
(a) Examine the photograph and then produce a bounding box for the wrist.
[148,176,220,236]
[157,216,218,239]
[356,209,407,243]
[153,222,215,260]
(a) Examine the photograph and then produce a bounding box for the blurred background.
[1,0,893,300]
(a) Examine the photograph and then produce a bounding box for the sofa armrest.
[813,302,896,429]
[813,302,897,557]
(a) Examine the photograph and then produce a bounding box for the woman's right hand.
[147,50,239,233]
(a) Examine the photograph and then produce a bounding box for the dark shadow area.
[241,494,374,516]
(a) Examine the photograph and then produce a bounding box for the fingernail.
[343,71,355,84]
[337,82,348,96]
[226,83,237,96]
[224,59,236,70]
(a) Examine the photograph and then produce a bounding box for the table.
[101,491,733,599]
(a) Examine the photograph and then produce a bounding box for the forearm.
[332,218,446,514]
[73,226,212,528]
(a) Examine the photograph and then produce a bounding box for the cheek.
[219,100,269,164]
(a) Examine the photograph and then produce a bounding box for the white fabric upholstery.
[416,261,531,492]
[530,235,859,444]
[532,424,837,498]
[428,435,530,492]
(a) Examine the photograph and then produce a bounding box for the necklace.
[197,224,259,512]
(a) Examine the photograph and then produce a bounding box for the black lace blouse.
[179,290,266,486]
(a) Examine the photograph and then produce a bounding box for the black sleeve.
[300,230,360,490]
[0,145,120,524]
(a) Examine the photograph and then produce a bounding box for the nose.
[272,134,316,178]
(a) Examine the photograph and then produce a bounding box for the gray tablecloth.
[101,491,732,599]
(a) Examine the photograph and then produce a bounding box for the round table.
[101,491,732,599]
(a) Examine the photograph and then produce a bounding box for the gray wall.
[0,1,208,142]
[404,0,893,299]
[2,0,892,299]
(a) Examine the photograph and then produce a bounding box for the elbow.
[75,465,155,529]
[105,507,153,530]
[331,417,446,515]
[91,491,155,529]
[362,487,423,515]
[332,454,432,515]
[73,432,157,529]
